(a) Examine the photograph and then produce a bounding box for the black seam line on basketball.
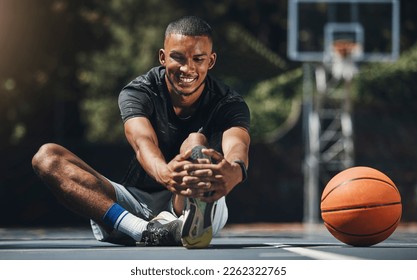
[321,177,399,202]
[324,216,401,237]
[321,201,401,213]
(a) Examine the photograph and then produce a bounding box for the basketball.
[321,166,402,246]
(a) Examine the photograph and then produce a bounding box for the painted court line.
[259,252,301,258]
[282,247,364,260]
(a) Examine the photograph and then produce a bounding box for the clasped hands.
[164,148,238,203]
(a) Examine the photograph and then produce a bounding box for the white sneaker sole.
[181,198,214,249]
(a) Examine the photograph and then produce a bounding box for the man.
[32,16,250,249]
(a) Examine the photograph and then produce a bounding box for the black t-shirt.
[118,66,250,192]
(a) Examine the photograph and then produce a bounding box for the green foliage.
[3,0,416,147]
[76,0,291,144]
[78,0,185,143]
[81,97,124,143]
[0,0,97,146]
[354,44,417,108]
[246,69,303,142]
[0,0,294,145]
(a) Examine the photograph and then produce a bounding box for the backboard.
[287,0,400,62]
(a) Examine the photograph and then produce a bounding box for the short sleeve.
[118,88,154,123]
[215,101,250,132]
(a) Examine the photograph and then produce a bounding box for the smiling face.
[159,34,216,99]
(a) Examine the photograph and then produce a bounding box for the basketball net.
[330,40,362,81]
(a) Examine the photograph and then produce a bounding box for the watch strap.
[234,160,247,183]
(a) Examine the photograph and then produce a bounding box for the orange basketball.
[321,166,402,246]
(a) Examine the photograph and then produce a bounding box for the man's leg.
[92,182,183,246]
[175,133,227,248]
[172,132,209,215]
[31,143,147,242]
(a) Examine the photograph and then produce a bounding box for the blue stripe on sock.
[114,211,129,230]
[102,203,126,227]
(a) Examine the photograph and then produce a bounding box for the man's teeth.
[180,77,195,83]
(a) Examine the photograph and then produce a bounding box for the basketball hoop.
[332,40,362,60]
[330,40,362,81]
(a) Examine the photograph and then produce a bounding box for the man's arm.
[222,126,250,170]
[218,126,251,191]
[124,116,190,194]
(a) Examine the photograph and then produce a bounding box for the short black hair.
[165,16,213,42]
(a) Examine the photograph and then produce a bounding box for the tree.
[78,0,292,143]
[0,0,104,146]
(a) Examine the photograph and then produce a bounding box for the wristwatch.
[234,160,248,183]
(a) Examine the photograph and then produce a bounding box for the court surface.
[1,223,416,260]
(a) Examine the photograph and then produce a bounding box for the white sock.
[103,203,148,241]
[115,212,148,241]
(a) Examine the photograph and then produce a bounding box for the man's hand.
[159,150,193,195]
[182,148,243,203]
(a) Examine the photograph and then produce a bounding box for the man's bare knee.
[32,143,65,176]
[180,132,208,153]
[187,132,207,143]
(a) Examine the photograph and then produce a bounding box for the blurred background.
[0,0,416,227]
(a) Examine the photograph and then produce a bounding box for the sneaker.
[138,211,182,246]
[189,145,211,162]
[181,145,215,249]
[181,197,215,249]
